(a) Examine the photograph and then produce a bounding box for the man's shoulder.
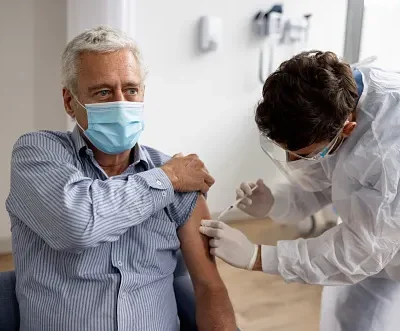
[15,130,72,145]
[139,145,172,168]
[13,130,76,155]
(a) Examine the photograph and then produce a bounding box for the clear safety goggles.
[259,129,344,163]
[259,131,345,192]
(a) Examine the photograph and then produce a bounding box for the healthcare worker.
[200,50,400,331]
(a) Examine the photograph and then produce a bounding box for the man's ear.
[343,121,357,138]
[141,85,146,101]
[63,88,75,118]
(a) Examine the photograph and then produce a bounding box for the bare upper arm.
[177,194,223,288]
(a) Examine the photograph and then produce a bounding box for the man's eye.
[97,90,110,96]
[127,88,138,95]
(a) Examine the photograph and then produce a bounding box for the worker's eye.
[96,90,111,97]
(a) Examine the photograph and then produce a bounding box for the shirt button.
[156,180,162,186]
[120,293,125,299]
[162,192,167,197]
[117,261,123,266]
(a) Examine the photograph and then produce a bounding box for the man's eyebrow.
[87,81,142,92]
[122,81,141,87]
[87,83,114,92]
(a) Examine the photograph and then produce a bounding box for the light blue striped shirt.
[6,127,199,331]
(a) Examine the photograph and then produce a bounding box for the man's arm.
[6,133,175,253]
[7,132,212,253]
[178,195,236,331]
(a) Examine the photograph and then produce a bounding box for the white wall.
[360,0,400,71]
[0,0,348,253]
[136,0,348,216]
[0,0,66,252]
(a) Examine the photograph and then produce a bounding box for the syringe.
[216,185,258,221]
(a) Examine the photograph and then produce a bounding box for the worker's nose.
[287,153,300,162]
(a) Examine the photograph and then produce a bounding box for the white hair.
[61,26,147,93]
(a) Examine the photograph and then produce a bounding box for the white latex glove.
[199,220,259,270]
[236,179,274,218]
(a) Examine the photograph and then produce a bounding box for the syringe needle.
[215,185,258,221]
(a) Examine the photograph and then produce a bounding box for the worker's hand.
[161,153,215,194]
[200,220,258,270]
[236,179,274,218]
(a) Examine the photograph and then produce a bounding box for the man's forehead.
[76,50,140,80]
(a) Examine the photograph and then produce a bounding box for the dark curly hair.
[255,50,359,151]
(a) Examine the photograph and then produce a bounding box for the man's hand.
[200,220,259,270]
[161,153,215,193]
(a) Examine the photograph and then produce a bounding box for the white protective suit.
[267,67,400,330]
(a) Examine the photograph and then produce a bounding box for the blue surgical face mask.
[74,98,145,155]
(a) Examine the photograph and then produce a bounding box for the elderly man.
[6,26,236,331]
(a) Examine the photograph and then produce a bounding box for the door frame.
[343,0,364,63]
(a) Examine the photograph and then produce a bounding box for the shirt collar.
[71,125,149,169]
[71,125,87,156]
[131,143,150,170]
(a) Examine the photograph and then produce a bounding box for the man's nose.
[113,90,125,102]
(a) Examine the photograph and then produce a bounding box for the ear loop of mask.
[71,95,87,132]
[317,121,349,158]
[320,135,340,158]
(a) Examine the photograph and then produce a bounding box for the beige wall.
[0,0,66,252]
[33,0,67,130]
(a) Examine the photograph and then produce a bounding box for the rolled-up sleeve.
[135,168,175,214]
[167,192,201,228]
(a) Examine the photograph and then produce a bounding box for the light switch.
[199,16,222,52]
